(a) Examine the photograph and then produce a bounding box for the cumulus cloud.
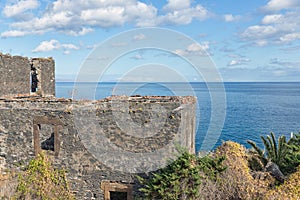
[1,30,28,38]
[174,42,210,56]
[279,33,300,43]
[224,14,241,22]
[1,0,211,37]
[239,0,300,46]
[262,14,282,24]
[241,25,277,40]
[32,39,79,53]
[2,0,39,18]
[263,0,300,11]
[159,4,209,25]
[163,0,191,11]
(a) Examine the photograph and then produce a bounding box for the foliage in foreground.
[247,132,300,175]
[137,148,226,200]
[13,153,74,200]
[137,141,300,200]
[266,165,300,199]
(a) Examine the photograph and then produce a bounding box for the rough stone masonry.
[0,53,196,199]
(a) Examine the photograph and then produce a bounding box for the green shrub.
[281,132,300,174]
[137,148,226,200]
[13,153,74,200]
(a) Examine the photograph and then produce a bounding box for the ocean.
[56,82,300,152]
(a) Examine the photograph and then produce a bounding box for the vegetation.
[266,165,300,199]
[138,136,300,200]
[137,148,226,200]
[247,132,300,175]
[1,132,299,200]
[282,132,300,174]
[13,153,74,200]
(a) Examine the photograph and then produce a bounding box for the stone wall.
[31,58,55,97]
[0,53,55,97]
[0,53,30,97]
[0,95,196,199]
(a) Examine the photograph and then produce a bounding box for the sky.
[0,0,300,82]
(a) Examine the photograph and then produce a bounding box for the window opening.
[31,64,39,93]
[33,116,62,157]
[101,181,133,200]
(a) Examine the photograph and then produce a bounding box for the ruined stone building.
[0,53,196,199]
[0,53,55,97]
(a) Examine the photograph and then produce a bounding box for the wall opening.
[33,116,62,157]
[101,181,133,200]
[110,191,127,200]
[41,131,54,151]
[30,63,39,93]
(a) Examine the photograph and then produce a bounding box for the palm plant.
[247,132,288,171]
[247,132,300,175]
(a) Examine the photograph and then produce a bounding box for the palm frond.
[266,135,276,161]
[247,140,267,165]
[270,132,278,160]
[261,136,272,161]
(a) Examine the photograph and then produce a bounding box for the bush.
[281,132,300,174]
[214,141,261,199]
[266,165,300,199]
[13,153,74,200]
[137,148,226,200]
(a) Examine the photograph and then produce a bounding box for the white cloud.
[133,34,146,41]
[241,25,277,40]
[32,39,79,53]
[240,1,300,46]
[264,0,300,11]
[255,40,268,46]
[187,42,209,52]
[3,0,39,18]
[280,33,300,43]
[174,42,210,56]
[1,30,28,38]
[262,14,282,24]
[228,60,239,66]
[163,0,191,11]
[64,27,94,36]
[173,49,187,56]
[227,57,251,66]
[1,0,211,37]
[159,4,209,25]
[224,14,241,22]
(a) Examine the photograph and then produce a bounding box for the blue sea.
[56,82,300,152]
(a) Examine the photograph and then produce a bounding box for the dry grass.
[266,165,300,200]
[197,141,277,200]
[0,169,18,199]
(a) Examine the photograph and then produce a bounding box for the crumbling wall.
[0,53,55,97]
[31,58,55,97]
[0,96,196,199]
[0,53,30,97]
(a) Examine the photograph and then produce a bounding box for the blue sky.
[0,0,300,82]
